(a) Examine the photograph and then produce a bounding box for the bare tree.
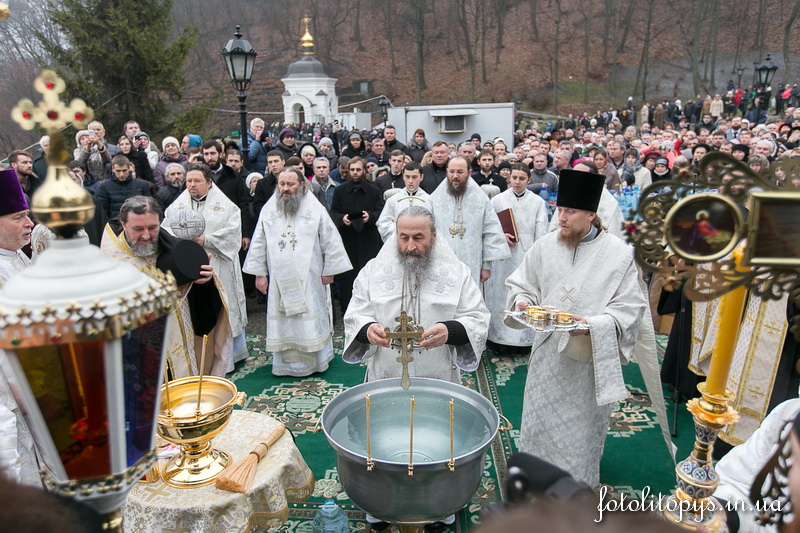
[529,0,539,41]
[0,0,63,65]
[633,0,654,102]
[453,0,478,101]
[552,0,563,111]
[691,0,710,96]
[784,0,800,80]
[381,1,398,74]
[412,0,427,103]
[493,0,507,66]
[708,0,720,91]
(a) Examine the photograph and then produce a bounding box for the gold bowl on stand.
[157,376,245,488]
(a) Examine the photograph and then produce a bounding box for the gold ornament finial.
[300,16,314,55]
[0,3,10,20]
[11,70,95,237]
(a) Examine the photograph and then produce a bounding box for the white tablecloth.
[123,410,313,532]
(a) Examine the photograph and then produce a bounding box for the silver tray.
[505,311,591,333]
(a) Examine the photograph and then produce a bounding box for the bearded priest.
[504,169,646,488]
[343,206,489,384]
[243,168,352,377]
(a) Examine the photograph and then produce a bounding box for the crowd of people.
[2,90,800,530]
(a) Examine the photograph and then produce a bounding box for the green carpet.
[228,333,694,531]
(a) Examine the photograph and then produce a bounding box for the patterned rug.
[228,333,693,532]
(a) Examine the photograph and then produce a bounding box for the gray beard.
[447,179,467,197]
[396,245,433,280]
[126,235,159,257]
[278,193,300,217]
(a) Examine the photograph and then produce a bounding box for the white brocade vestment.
[342,238,489,383]
[484,189,548,346]
[429,178,510,283]
[504,230,645,487]
[164,186,248,374]
[0,250,29,289]
[376,188,432,242]
[243,191,352,376]
[0,249,39,486]
[165,186,247,337]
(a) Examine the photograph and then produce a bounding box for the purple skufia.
[0,168,29,216]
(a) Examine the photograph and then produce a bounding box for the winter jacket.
[96,174,151,220]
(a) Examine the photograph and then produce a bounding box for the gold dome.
[300,16,314,55]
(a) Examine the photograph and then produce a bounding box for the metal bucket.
[320,378,499,525]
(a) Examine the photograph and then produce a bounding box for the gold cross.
[11,70,93,133]
[162,518,190,533]
[763,320,784,336]
[747,385,766,399]
[209,202,224,213]
[384,311,424,390]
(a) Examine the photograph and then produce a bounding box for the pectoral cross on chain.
[384,311,424,390]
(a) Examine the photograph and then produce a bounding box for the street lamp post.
[754,54,778,112]
[221,26,257,152]
[378,97,390,126]
[736,65,745,90]
[754,54,778,89]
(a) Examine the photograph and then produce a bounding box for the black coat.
[274,140,298,161]
[421,161,448,194]
[329,179,385,270]
[213,164,253,236]
[96,175,152,220]
[252,172,278,222]
[376,172,404,193]
[156,182,184,210]
[472,171,507,192]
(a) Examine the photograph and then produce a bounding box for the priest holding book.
[484,163,549,350]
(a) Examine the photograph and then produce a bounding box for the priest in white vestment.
[376,161,432,242]
[0,168,39,486]
[485,164,548,347]
[343,206,489,384]
[163,164,248,375]
[428,156,510,284]
[505,169,646,487]
[243,168,352,376]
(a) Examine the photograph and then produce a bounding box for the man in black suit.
[329,157,385,313]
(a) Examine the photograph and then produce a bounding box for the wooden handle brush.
[215,424,286,493]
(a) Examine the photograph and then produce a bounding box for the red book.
[496,208,517,242]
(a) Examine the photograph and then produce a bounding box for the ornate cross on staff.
[384,311,424,390]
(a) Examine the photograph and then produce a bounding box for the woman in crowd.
[619,148,651,189]
[116,134,154,189]
[406,128,431,163]
[74,129,111,186]
[154,136,187,189]
[341,131,368,159]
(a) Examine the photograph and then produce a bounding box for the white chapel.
[281,18,338,124]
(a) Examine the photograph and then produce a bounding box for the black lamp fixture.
[221,25,257,151]
[378,96,390,125]
[735,64,745,89]
[754,54,778,89]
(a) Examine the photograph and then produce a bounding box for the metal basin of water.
[321,378,499,525]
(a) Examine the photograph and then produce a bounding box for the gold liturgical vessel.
[157,338,245,487]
